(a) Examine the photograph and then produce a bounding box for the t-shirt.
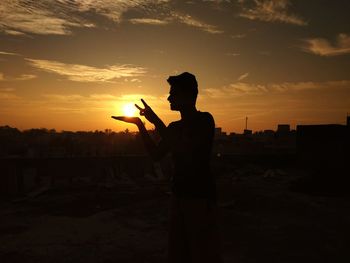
[156,111,216,200]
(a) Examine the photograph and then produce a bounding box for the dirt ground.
[1,168,349,263]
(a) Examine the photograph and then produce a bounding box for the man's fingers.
[135,104,143,110]
[141,98,149,108]
[135,104,145,115]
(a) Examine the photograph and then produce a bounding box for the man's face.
[167,86,186,111]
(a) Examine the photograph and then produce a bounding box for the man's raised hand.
[135,99,157,124]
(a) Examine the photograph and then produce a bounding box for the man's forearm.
[136,122,159,160]
[152,116,166,137]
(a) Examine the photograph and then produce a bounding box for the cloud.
[204,80,350,98]
[127,11,223,34]
[226,53,240,57]
[73,0,222,33]
[128,18,169,25]
[0,0,94,35]
[239,0,307,26]
[13,74,37,81]
[238,72,249,81]
[0,0,168,35]
[0,73,37,81]
[42,94,85,101]
[0,0,222,36]
[301,33,350,56]
[0,93,20,100]
[204,83,264,98]
[26,58,146,82]
[170,12,223,34]
[76,0,170,23]
[0,51,20,56]
[0,87,15,92]
[0,86,20,100]
[3,29,26,35]
[202,0,232,2]
[231,33,246,39]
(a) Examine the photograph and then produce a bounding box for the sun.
[123,103,136,117]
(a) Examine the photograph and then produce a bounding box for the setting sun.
[123,103,137,117]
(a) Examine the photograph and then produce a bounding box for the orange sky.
[0,0,349,133]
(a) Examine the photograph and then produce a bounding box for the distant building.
[215,127,222,135]
[263,130,275,136]
[277,124,290,133]
[215,127,227,140]
[243,129,252,135]
[296,124,348,171]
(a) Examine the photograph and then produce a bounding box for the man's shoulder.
[198,111,214,120]
[197,111,215,126]
[167,112,214,130]
[167,120,182,129]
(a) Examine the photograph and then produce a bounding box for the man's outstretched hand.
[135,99,158,124]
[111,116,142,126]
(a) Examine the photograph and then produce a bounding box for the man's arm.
[111,116,168,160]
[135,99,167,137]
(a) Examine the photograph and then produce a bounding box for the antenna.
[245,116,248,130]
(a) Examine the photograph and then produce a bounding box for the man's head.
[167,72,198,111]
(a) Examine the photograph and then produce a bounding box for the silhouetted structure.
[277,124,290,135]
[295,118,349,194]
[297,124,347,168]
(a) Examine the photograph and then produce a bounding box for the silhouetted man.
[113,72,222,263]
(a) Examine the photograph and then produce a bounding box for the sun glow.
[123,103,137,117]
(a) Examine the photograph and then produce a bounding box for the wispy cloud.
[231,33,246,39]
[0,73,37,81]
[129,18,169,25]
[205,80,350,98]
[0,93,20,100]
[0,86,20,100]
[3,29,26,35]
[26,59,146,82]
[226,53,240,57]
[238,72,249,81]
[0,0,222,36]
[0,0,167,35]
[0,0,94,35]
[202,0,232,2]
[301,33,350,56]
[171,12,223,34]
[0,87,15,92]
[14,74,37,81]
[239,0,307,26]
[74,0,222,33]
[0,51,20,56]
[128,12,223,34]
[76,0,170,23]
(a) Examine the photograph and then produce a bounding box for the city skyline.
[1,0,350,132]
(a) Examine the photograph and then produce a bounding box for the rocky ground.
[1,167,349,263]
